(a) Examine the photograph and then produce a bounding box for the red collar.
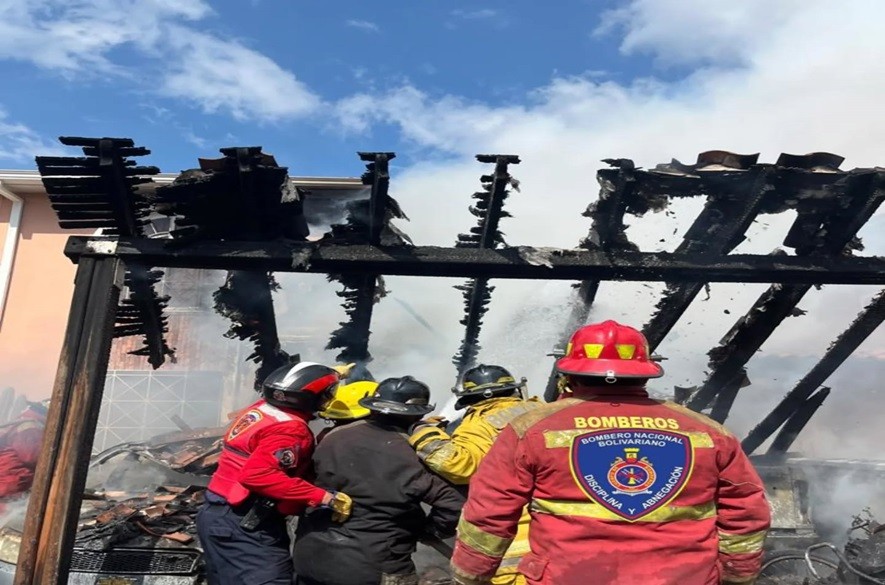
[568,386,650,399]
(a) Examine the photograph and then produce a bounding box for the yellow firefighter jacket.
[410,396,542,585]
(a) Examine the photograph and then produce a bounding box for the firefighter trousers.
[196,493,293,585]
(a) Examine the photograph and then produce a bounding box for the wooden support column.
[14,256,123,585]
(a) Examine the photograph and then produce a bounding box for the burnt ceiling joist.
[36,137,174,369]
[324,152,409,378]
[686,170,884,415]
[153,146,303,387]
[452,154,520,375]
[37,138,885,455]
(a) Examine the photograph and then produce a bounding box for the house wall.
[0,193,90,400]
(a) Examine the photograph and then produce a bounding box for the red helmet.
[555,320,663,379]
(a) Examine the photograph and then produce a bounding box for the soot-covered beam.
[326,152,406,371]
[643,163,771,351]
[543,159,640,401]
[742,289,885,454]
[66,236,885,283]
[686,171,884,413]
[453,155,520,373]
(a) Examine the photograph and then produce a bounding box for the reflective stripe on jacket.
[450,390,771,585]
[411,396,541,579]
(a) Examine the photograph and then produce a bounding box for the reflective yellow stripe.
[686,431,714,448]
[721,574,759,584]
[543,429,713,449]
[452,566,491,585]
[543,429,585,448]
[718,530,768,554]
[503,538,531,558]
[457,517,513,558]
[531,498,716,523]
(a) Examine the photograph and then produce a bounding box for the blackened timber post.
[359,152,395,247]
[742,289,885,454]
[15,257,123,584]
[767,388,831,454]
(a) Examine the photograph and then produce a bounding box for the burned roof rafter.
[686,170,885,415]
[452,154,520,374]
[36,137,174,368]
[742,288,885,455]
[325,152,408,373]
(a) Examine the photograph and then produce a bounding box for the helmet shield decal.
[569,429,693,521]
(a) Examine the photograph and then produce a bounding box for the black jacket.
[292,419,463,585]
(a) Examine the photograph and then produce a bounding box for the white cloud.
[594,0,806,67]
[450,8,498,20]
[0,109,65,163]
[160,28,321,122]
[0,0,321,122]
[328,0,885,452]
[345,19,380,33]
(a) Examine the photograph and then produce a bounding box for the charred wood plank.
[686,172,884,413]
[453,155,519,373]
[643,166,773,350]
[742,289,885,454]
[15,257,123,585]
[767,387,831,454]
[66,236,885,283]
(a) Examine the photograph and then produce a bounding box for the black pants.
[196,496,292,585]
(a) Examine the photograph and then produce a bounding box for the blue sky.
[0,0,676,175]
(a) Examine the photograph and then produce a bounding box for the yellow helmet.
[319,380,379,420]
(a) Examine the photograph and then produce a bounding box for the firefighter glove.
[325,490,352,522]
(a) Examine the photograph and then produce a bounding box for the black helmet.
[359,376,435,417]
[262,362,340,412]
[454,364,524,410]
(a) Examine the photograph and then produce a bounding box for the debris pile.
[76,486,204,551]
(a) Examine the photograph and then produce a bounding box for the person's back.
[451,321,771,585]
[293,377,464,585]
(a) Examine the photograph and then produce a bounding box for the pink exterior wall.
[0,193,89,400]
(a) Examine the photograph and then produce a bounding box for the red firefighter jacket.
[208,399,327,516]
[0,411,46,500]
[451,388,771,585]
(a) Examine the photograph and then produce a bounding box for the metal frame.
[14,140,885,584]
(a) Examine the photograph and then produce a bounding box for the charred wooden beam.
[453,155,520,373]
[37,137,172,371]
[768,387,831,454]
[214,271,290,390]
[66,236,885,283]
[15,257,123,585]
[543,158,642,401]
[686,171,884,413]
[114,263,175,368]
[643,165,772,350]
[742,289,885,454]
[325,153,406,369]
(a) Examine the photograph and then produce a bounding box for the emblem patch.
[570,429,693,521]
[274,447,298,469]
[228,410,263,440]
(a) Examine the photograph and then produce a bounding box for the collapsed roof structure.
[15,137,885,584]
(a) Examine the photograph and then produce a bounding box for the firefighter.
[408,364,541,584]
[451,320,772,585]
[292,376,464,585]
[197,362,353,585]
[0,400,48,505]
[316,378,379,442]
